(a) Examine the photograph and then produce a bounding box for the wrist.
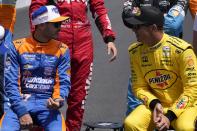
[165,110,177,122]
[104,36,115,43]
[149,99,161,110]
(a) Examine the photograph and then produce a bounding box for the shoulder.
[54,40,69,54]
[128,42,143,54]
[13,38,27,50]
[166,36,192,51]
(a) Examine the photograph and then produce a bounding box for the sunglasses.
[48,22,62,28]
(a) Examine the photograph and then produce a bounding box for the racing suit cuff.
[149,99,161,110]
[165,110,177,122]
[104,36,115,43]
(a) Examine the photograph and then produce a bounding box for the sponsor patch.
[139,94,148,106]
[132,7,141,16]
[24,64,34,69]
[23,54,36,61]
[176,96,189,109]
[44,67,54,76]
[145,69,177,89]
[186,55,194,67]
[162,46,170,58]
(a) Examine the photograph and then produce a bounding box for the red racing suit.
[29,0,116,130]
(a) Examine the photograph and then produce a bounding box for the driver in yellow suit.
[122,6,197,131]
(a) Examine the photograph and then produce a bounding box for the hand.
[153,103,163,124]
[107,42,117,62]
[47,97,64,110]
[19,114,33,129]
[155,114,170,131]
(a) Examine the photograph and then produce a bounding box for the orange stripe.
[61,113,66,131]
[52,70,60,99]
[14,38,68,58]
[0,113,6,128]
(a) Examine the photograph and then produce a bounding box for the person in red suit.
[29,0,117,130]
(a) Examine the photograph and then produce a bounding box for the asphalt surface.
[14,1,193,130]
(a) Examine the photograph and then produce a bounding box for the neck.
[33,31,50,43]
[146,32,163,47]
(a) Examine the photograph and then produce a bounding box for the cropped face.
[131,24,153,43]
[44,22,62,39]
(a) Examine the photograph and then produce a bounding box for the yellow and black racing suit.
[125,33,197,130]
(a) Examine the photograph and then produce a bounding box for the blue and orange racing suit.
[0,37,71,131]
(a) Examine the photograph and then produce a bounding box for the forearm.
[90,0,115,43]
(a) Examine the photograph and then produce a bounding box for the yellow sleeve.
[169,48,197,117]
[129,44,158,108]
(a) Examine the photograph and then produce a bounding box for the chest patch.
[145,69,177,89]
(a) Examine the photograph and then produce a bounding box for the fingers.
[47,97,57,109]
[47,97,63,109]
[110,47,117,62]
[153,103,164,123]
[107,42,117,62]
[19,114,33,130]
[21,123,33,130]
[155,115,170,131]
[158,123,168,131]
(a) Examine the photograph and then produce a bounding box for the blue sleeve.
[4,43,28,118]
[58,49,71,99]
[163,4,185,37]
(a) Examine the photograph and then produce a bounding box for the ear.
[151,24,158,31]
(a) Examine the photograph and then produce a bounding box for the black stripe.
[166,40,185,51]
[129,43,143,52]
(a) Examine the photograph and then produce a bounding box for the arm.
[48,46,70,109]
[89,0,115,43]
[129,45,160,110]
[166,48,197,121]
[4,42,28,118]
[89,0,117,61]
[52,46,71,102]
